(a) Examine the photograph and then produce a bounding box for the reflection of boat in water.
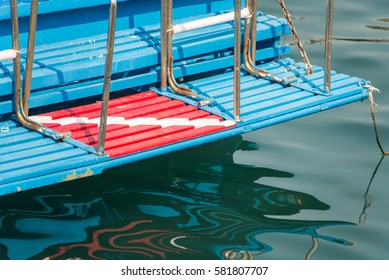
[0,136,353,260]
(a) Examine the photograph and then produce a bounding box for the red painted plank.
[54,123,97,133]
[71,124,128,139]
[148,105,198,119]
[174,110,210,120]
[43,91,158,119]
[113,99,184,119]
[203,115,224,121]
[78,125,161,146]
[107,125,227,157]
[82,96,177,119]
[104,126,194,151]
[31,90,234,159]
[41,123,61,129]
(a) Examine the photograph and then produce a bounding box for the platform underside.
[0,58,368,196]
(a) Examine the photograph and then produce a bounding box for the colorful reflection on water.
[0,136,354,260]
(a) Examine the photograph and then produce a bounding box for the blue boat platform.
[0,0,370,196]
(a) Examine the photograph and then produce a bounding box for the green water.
[0,0,388,260]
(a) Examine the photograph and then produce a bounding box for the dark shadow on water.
[0,136,355,260]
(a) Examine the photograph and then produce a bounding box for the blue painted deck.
[0,0,370,196]
[0,57,369,196]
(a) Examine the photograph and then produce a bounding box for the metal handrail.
[249,0,257,62]
[10,0,120,151]
[164,0,198,98]
[22,0,38,115]
[324,0,334,93]
[160,0,168,91]
[233,0,242,121]
[10,0,68,141]
[97,0,117,155]
[243,0,294,86]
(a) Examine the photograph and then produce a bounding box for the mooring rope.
[364,83,389,155]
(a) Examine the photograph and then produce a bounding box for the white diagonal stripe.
[31,115,236,128]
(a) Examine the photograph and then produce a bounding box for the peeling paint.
[16,186,22,192]
[62,168,94,182]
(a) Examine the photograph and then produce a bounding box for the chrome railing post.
[10,0,67,141]
[160,0,168,90]
[324,0,334,93]
[22,0,38,116]
[233,0,242,121]
[250,0,257,62]
[97,0,117,154]
[10,0,22,113]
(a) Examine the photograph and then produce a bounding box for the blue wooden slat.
[240,90,311,117]
[0,142,74,165]
[245,84,363,123]
[0,154,108,190]
[239,75,362,117]
[0,138,56,155]
[186,59,283,89]
[218,84,282,105]
[0,120,18,129]
[0,126,30,139]
[0,148,88,174]
[0,131,44,148]
[192,74,267,95]
[0,0,129,20]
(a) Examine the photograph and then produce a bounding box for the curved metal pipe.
[243,10,294,86]
[165,0,198,98]
[10,0,67,141]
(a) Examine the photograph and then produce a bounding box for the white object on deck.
[0,49,19,61]
[173,8,250,34]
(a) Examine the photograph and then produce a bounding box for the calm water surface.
[0,0,388,260]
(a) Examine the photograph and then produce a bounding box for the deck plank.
[0,138,57,155]
[0,154,105,185]
[0,142,74,165]
[0,148,88,173]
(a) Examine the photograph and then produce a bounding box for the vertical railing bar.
[167,0,173,61]
[22,0,38,116]
[233,0,241,121]
[10,0,22,115]
[10,0,68,141]
[97,0,117,155]
[324,0,334,93]
[250,0,257,62]
[160,0,168,90]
